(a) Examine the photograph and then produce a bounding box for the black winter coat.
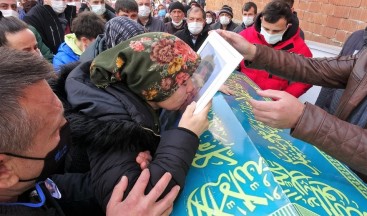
[175,24,210,52]
[24,5,75,54]
[60,61,200,210]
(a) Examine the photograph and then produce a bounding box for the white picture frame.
[192,31,244,114]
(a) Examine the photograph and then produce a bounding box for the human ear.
[0,155,19,189]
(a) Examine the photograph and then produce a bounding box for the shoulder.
[55,43,78,61]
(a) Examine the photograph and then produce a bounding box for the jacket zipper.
[49,26,56,47]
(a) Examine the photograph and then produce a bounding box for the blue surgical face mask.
[158,9,166,17]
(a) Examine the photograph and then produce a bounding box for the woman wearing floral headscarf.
[63,32,210,211]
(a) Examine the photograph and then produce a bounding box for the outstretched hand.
[249,90,305,129]
[213,29,257,61]
[107,169,180,216]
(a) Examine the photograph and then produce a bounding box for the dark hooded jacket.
[57,60,200,210]
[24,5,76,54]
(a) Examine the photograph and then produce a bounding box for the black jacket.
[210,20,238,32]
[61,61,200,210]
[175,24,210,52]
[233,23,253,34]
[138,15,166,32]
[165,20,186,34]
[79,3,115,21]
[24,5,74,54]
[0,183,65,216]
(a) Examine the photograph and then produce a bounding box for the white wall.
[298,40,342,104]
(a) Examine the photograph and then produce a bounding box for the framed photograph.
[191,31,243,114]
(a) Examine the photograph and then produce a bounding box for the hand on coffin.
[249,90,305,129]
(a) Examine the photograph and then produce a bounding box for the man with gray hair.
[136,0,165,32]
[175,6,209,51]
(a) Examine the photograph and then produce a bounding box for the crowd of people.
[0,0,366,215]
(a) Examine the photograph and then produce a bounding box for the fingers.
[136,151,152,169]
[219,85,233,95]
[249,98,274,112]
[200,100,212,115]
[160,205,174,216]
[129,169,150,195]
[215,29,231,41]
[108,176,128,206]
[155,185,180,216]
[182,101,196,118]
[140,161,147,170]
[256,89,285,100]
[146,172,173,202]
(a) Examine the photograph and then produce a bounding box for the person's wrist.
[246,44,257,61]
[292,103,306,128]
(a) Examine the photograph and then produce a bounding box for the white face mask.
[205,17,212,24]
[219,16,230,25]
[51,0,67,14]
[171,19,183,27]
[243,15,254,26]
[90,4,106,15]
[260,26,286,45]
[188,21,203,35]
[0,9,19,17]
[138,5,151,17]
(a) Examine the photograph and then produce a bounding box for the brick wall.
[205,0,367,47]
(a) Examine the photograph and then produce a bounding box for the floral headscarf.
[90,32,201,102]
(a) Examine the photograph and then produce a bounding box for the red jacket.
[239,17,312,98]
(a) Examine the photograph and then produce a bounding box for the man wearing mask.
[175,7,208,52]
[0,0,18,17]
[0,47,181,216]
[79,0,115,21]
[136,0,165,32]
[165,1,185,34]
[210,5,237,32]
[0,2,54,62]
[205,10,215,25]
[24,0,76,54]
[239,0,312,98]
[234,1,257,33]
[156,3,166,22]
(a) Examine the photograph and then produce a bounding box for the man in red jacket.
[239,0,312,98]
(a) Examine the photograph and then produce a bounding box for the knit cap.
[169,1,184,13]
[219,5,233,18]
[104,16,145,49]
[90,32,201,102]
